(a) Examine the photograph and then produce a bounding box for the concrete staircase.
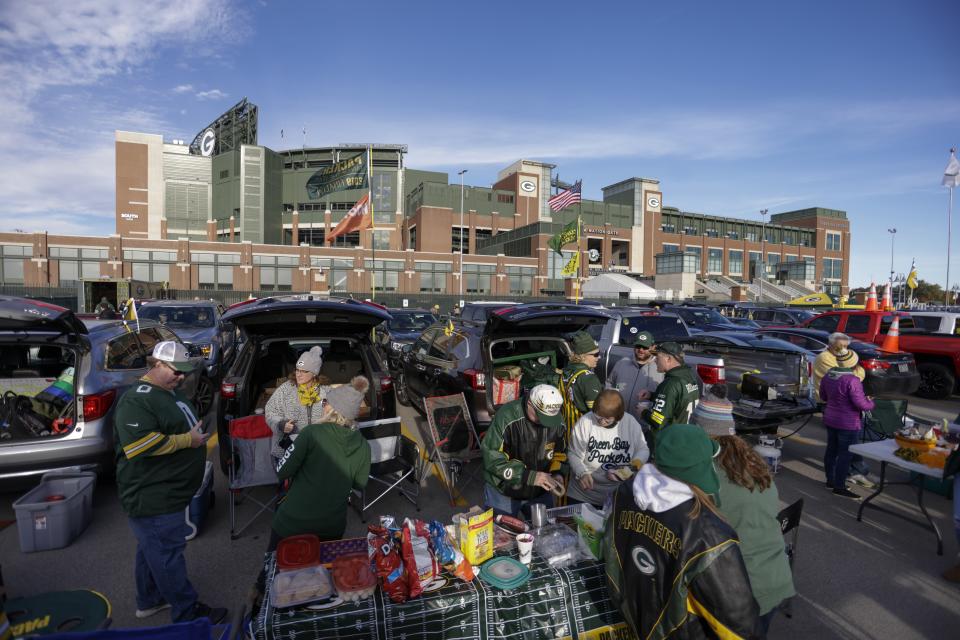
[748,281,792,303]
[782,280,816,298]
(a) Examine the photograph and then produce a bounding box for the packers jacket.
[604,478,760,639]
[643,365,700,433]
[481,397,568,500]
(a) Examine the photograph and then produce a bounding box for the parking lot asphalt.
[2,396,959,638]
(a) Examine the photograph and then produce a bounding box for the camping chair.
[228,414,280,540]
[863,399,936,442]
[352,417,421,522]
[776,498,804,619]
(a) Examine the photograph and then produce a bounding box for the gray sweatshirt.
[606,357,663,422]
[264,380,329,458]
[567,412,649,506]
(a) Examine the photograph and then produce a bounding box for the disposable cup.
[516,533,534,565]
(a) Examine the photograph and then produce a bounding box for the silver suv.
[0,296,202,486]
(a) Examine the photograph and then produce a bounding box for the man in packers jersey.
[642,342,700,445]
[114,341,227,624]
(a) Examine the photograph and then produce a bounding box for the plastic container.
[185,461,214,541]
[532,524,582,568]
[13,470,96,553]
[270,565,336,609]
[276,534,321,572]
[479,556,530,590]
[330,553,377,602]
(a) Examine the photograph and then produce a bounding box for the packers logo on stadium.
[631,545,657,576]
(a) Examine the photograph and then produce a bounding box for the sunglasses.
[162,362,186,377]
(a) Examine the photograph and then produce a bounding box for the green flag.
[548,218,579,256]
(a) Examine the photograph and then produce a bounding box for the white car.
[908,311,960,335]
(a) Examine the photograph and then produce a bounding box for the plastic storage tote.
[13,470,96,553]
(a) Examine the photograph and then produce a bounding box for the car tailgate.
[680,339,810,400]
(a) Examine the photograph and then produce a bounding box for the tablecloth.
[253,549,635,640]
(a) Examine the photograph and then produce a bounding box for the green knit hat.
[655,424,721,499]
[570,330,599,355]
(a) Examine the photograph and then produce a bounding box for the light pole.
[759,209,768,302]
[887,228,897,283]
[458,169,468,298]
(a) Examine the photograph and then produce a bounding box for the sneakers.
[943,564,960,583]
[848,473,877,489]
[135,603,171,619]
[189,602,228,624]
[833,487,861,500]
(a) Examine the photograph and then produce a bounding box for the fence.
[0,285,79,310]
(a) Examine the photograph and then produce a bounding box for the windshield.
[139,306,215,328]
[388,312,437,332]
[676,308,730,326]
[789,310,816,322]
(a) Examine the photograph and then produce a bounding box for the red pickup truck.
[801,310,960,399]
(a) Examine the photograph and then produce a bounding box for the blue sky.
[0,0,957,287]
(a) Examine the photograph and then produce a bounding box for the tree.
[910,279,945,303]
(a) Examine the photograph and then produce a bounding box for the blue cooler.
[185,461,214,541]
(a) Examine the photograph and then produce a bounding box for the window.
[219,169,229,179]
[844,315,871,334]
[685,246,701,271]
[372,230,390,251]
[809,315,840,332]
[497,194,514,203]
[464,263,495,294]
[881,315,914,332]
[106,333,147,370]
[49,247,79,258]
[707,248,723,273]
[81,262,101,279]
[767,253,780,267]
[364,259,402,292]
[507,266,536,295]
[826,232,842,252]
[452,227,469,254]
[137,328,164,356]
[660,223,676,233]
[748,252,761,278]
[59,261,79,282]
[408,225,417,250]
[417,262,452,293]
[823,258,843,280]
[662,243,680,254]
[413,328,440,357]
[729,250,743,276]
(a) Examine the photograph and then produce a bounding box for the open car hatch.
[485,303,610,336]
[0,297,88,336]
[222,296,391,337]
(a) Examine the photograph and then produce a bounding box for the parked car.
[747,308,817,327]
[728,317,762,329]
[399,303,612,430]
[907,311,960,335]
[802,310,960,399]
[0,296,203,486]
[138,300,237,413]
[756,327,920,396]
[215,296,395,473]
[663,305,753,333]
[374,308,438,373]
[588,309,694,382]
[459,301,520,326]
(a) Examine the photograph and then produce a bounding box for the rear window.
[388,313,436,332]
[808,315,840,332]
[881,315,914,332]
[617,315,688,345]
[844,315,871,334]
[139,305,215,328]
[911,316,942,331]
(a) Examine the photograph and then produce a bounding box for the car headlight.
[198,343,213,359]
[390,341,403,352]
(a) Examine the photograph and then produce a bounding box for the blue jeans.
[483,483,554,518]
[954,475,960,545]
[824,427,860,489]
[128,511,197,622]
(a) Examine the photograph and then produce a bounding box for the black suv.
[374,308,438,373]
[215,296,395,473]
[398,303,610,430]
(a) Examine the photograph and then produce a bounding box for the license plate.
[898,364,908,373]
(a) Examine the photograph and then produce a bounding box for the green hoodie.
[272,422,371,539]
[642,364,700,433]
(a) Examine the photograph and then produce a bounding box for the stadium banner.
[306,153,369,200]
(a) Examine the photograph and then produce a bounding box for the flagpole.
[575,216,582,304]
[949,183,954,306]
[368,145,375,301]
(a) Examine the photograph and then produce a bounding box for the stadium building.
[2,98,850,301]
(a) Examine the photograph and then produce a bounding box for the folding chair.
[228,414,280,540]
[776,498,804,619]
[352,417,421,522]
[863,399,936,442]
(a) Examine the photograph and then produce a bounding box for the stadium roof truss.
[189,97,258,156]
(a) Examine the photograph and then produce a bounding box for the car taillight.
[861,359,891,371]
[380,376,393,391]
[463,368,486,390]
[696,364,725,385]
[221,381,237,398]
[80,389,117,422]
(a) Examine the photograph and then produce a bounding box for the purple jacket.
[820,369,874,430]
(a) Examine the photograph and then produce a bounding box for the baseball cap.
[527,384,563,428]
[633,331,655,349]
[656,341,684,358]
[152,341,197,373]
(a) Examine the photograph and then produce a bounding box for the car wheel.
[395,372,411,406]
[194,376,214,416]
[916,363,955,400]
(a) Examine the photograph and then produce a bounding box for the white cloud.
[195,89,228,101]
[173,84,194,93]
[0,0,245,231]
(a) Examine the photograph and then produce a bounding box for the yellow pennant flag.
[907,261,918,290]
[560,252,580,278]
[122,298,140,333]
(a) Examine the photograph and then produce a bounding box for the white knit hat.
[326,376,370,422]
[296,346,324,375]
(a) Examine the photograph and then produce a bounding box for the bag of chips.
[367,525,409,603]
[401,519,439,598]
[428,520,456,565]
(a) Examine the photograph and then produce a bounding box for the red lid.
[276,534,321,571]
[44,495,66,502]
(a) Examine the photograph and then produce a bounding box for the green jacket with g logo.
[642,365,700,434]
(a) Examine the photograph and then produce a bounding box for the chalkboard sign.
[424,393,482,504]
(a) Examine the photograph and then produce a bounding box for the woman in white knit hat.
[265,346,329,460]
[269,376,372,548]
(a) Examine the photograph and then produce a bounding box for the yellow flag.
[122,298,140,333]
[907,261,918,290]
[443,318,455,337]
[560,252,580,277]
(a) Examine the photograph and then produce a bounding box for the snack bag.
[457,507,494,565]
[429,520,456,565]
[368,525,409,603]
[401,519,439,598]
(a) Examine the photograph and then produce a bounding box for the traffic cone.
[880,315,900,352]
[865,281,878,311]
[882,282,893,311]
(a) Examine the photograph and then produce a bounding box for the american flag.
[549,180,582,212]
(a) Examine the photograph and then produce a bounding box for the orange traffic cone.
[865,281,878,311]
[882,282,893,311]
[880,315,900,352]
